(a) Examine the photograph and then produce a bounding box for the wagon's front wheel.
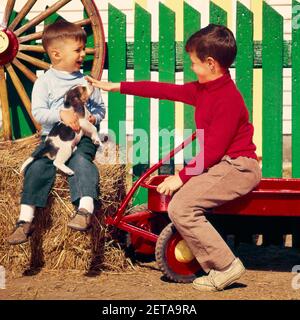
[155,223,204,283]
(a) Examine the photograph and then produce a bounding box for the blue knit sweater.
[32,67,105,135]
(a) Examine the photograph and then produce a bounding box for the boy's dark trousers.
[21,136,99,207]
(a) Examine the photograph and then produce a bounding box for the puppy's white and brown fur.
[20,84,101,176]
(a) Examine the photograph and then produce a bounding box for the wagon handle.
[108,131,198,226]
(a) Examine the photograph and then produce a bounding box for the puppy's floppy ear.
[71,96,83,108]
[64,86,82,108]
[63,92,70,107]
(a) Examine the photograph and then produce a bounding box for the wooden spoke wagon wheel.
[0,0,105,142]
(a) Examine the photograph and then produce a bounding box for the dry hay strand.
[0,135,133,273]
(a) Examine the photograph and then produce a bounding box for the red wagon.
[106,132,300,283]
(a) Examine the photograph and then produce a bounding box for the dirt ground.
[1,241,300,300]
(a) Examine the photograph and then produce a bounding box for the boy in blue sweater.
[8,20,105,245]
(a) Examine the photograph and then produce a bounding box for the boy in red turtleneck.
[86,24,261,292]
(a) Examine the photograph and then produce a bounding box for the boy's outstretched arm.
[86,76,120,92]
[85,76,198,106]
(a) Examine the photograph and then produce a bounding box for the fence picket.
[158,3,175,175]
[108,4,126,150]
[183,2,200,165]
[236,2,254,122]
[262,2,283,178]
[292,0,300,177]
[210,1,227,26]
[132,4,151,205]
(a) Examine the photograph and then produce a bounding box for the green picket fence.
[6,1,300,205]
[107,1,300,204]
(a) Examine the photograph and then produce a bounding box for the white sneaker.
[192,258,246,292]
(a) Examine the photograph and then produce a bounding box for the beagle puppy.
[20,85,101,175]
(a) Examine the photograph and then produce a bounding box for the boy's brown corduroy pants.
[168,156,262,273]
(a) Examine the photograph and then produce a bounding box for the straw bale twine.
[0,134,133,274]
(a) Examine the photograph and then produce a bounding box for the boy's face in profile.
[50,38,86,73]
[189,51,214,84]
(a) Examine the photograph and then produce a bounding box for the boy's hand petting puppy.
[85,76,120,92]
[60,109,80,132]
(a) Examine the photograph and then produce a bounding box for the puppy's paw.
[65,169,75,176]
[100,135,109,143]
[54,162,75,176]
[92,138,101,146]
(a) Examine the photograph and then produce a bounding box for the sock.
[218,259,236,272]
[78,196,94,214]
[19,204,35,223]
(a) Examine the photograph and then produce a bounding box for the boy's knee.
[68,154,99,178]
[68,153,89,169]
[168,196,185,224]
[25,158,52,176]
[168,194,206,226]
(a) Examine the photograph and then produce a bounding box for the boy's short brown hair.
[42,19,87,52]
[185,24,237,69]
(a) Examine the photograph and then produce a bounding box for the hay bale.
[0,135,132,273]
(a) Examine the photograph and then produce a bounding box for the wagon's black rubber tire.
[155,223,204,283]
[125,232,155,262]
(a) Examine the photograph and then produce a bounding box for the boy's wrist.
[119,82,125,94]
[114,83,121,91]
[178,169,190,184]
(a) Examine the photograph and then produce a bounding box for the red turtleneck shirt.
[120,72,257,184]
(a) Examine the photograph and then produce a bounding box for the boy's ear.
[206,57,218,72]
[49,47,61,61]
[206,57,216,67]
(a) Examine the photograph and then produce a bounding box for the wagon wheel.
[155,223,204,283]
[0,0,105,141]
[124,204,170,257]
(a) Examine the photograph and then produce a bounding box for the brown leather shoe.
[7,221,34,245]
[67,209,92,231]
